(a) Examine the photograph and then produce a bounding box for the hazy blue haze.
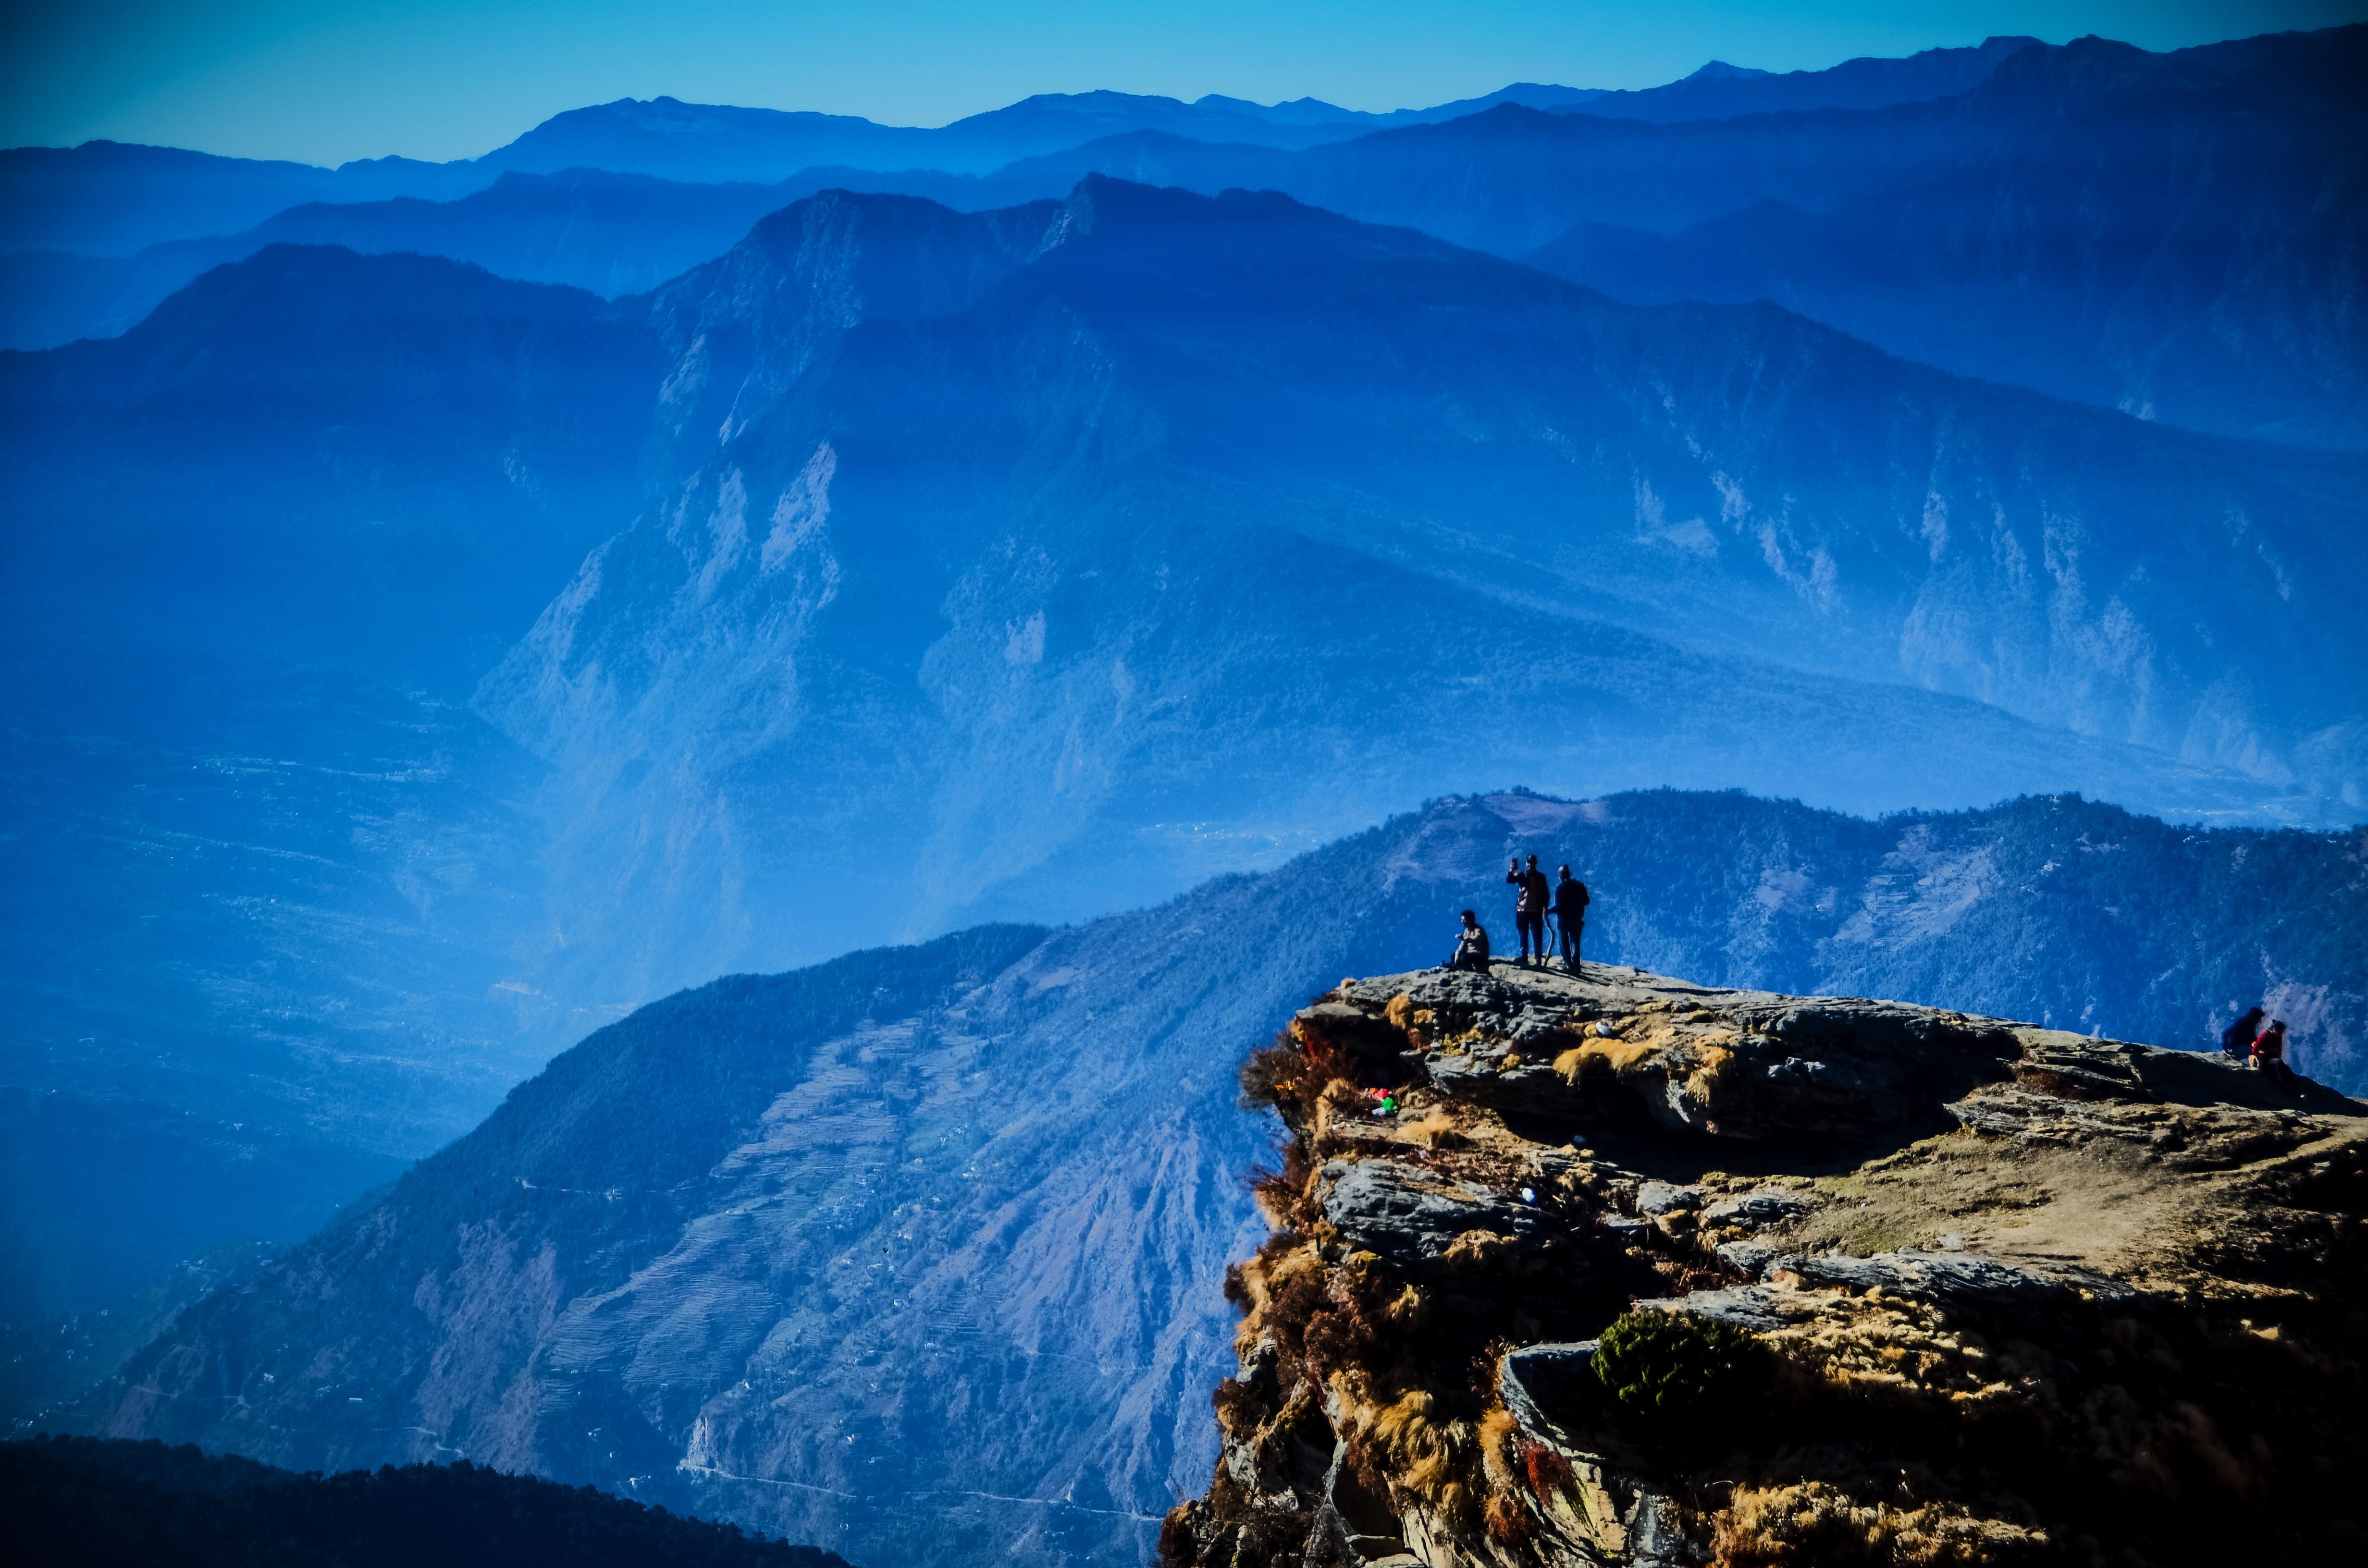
[1,22,2362,1564]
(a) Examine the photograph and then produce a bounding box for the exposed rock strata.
[1164,962,2368,1566]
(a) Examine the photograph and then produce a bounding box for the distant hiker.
[1553,865,1590,969]
[1506,854,1551,966]
[2251,1020,2296,1091]
[1449,909,1492,973]
[2220,1006,2266,1059]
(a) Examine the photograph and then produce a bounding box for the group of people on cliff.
[1441,869,2310,1098]
[1448,853,1588,974]
[2221,1006,2299,1091]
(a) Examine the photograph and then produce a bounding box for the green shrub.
[1591,1310,1769,1437]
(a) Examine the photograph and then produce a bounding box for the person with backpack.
[2251,1019,2296,1091]
[1553,865,1590,969]
[1505,855,1550,967]
[2220,1006,2266,1059]
[1448,909,1492,973]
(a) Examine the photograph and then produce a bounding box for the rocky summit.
[1163,961,2368,1566]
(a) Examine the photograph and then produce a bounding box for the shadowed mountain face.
[82,789,2367,1568]
[0,245,660,683]
[483,178,2365,1005]
[4,177,2363,1338]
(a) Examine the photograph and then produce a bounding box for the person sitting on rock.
[1553,864,1590,969]
[1506,854,1550,967]
[1448,909,1492,972]
[2251,1019,2296,1091]
[2220,1006,2266,1058]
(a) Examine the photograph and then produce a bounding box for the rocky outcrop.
[1358,965,2025,1139]
[1166,961,2368,1567]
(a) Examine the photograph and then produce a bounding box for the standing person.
[2251,1019,2296,1091]
[1448,909,1492,972]
[1506,855,1550,967]
[1553,864,1590,969]
[2220,1006,2266,1059]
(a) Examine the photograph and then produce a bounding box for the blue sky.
[7,0,2363,164]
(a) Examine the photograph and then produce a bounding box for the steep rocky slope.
[1164,961,2368,1565]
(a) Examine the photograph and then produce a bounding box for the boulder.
[1317,1158,1554,1268]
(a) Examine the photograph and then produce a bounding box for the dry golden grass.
[1398,1108,1458,1146]
[1711,1482,2045,1566]
[1553,1039,1661,1083]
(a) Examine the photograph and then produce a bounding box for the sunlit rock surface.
[1165,960,2368,1566]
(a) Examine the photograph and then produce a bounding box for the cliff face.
[1165,961,2368,1566]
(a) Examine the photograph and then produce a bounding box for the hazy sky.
[8,0,2362,165]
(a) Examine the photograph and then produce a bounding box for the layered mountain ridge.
[8,26,2356,455]
[7,169,2364,1329]
[0,34,2049,257]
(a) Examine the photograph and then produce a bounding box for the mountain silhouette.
[0,171,804,350]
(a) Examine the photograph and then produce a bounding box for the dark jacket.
[1508,867,1550,915]
[1553,877,1590,919]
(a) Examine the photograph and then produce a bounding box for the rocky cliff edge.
[1161,961,2368,1567]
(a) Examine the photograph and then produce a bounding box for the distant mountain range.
[0,37,2045,257]
[69,788,2368,1567]
[954,30,2365,446]
[6,28,2355,453]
